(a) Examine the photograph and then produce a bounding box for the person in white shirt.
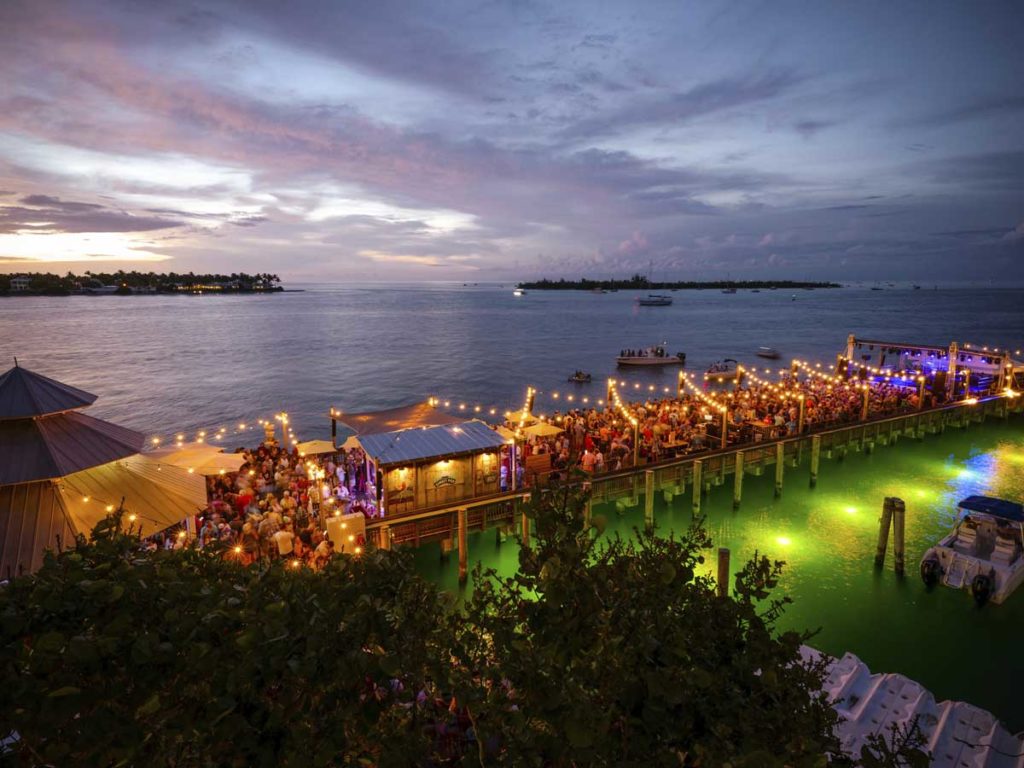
[273,523,295,558]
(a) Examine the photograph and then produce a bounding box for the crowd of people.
[149,441,381,568]
[150,369,932,554]
[513,373,925,478]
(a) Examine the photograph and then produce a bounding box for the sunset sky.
[1,1,1021,281]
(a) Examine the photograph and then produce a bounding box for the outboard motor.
[920,555,942,588]
[971,570,995,606]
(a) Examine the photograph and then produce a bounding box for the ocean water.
[2,283,1023,444]
[3,282,1024,726]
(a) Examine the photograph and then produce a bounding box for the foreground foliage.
[0,484,927,766]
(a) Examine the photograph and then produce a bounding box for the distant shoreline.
[516,278,841,291]
[0,271,285,297]
[0,288,288,297]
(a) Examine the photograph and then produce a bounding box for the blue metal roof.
[356,420,507,466]
[958,495,1024,523]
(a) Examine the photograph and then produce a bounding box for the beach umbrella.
[0,410,146,485]
[493,425,518,441]
[522,422,564,438]
[57,454,207,534]
[0,364,201,577]
[511,409,538,426]
[146,443,247,476]
[296,439,337,456]
[0,362,97,419]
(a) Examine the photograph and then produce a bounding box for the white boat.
[513,288,526,296]
[704,359,740,381]
[756,346,780,359]
[616,346,685,366]
[920,495,1024,605]
[635,294,672,306]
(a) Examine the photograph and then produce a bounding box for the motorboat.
[568,371,592,383]
[636,294,672,306]
[705,359,740,381]
[591,288,608,294]
[920,495,1024,605]
[721,287,737,294]
[756,346,780,359]
[617,346,685,366]
[513,288,526,296]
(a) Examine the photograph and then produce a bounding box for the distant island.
[517,275,841,291]
[0,271,283,296]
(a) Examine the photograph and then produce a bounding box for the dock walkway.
[366,393,1022,549]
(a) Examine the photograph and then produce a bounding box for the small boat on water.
[513,288,526,296]
[636,294,672,306]
[591,288,608,294]
[920,495,1024,605]
[756,346,780,359]
[567,371,592,383]
[913,285,922,290]
[617,346,686,366]
[705,359,740,381]
[721,287,737,294]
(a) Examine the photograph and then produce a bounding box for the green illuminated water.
[413,418,1024,729]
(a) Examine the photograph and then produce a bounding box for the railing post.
[457,507,468,583]
[379,523,391,551]
[774,441,784,497]
[809,434,821,488]
[692,459,703,516]
[875,497,894,568]
[733,451,744,509]
[717,547,731,598]
[947,341,958,399]
[644,470,655,530]
[892,498,906,577]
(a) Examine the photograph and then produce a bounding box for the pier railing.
[364,394,1021,550]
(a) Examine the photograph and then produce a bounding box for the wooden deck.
[365,394,1022,548]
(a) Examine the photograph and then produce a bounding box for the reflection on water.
[413,420,1024,729]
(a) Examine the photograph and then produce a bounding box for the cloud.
[922,151,1024,192]
[561,70,804,139]
[617,231,649,255]
[0,195,185,234]
[910,95,1024,127]
[793,119,836,138]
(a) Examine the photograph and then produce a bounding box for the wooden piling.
[874,497,894,569]
[733,451,744,509]
[692,459,703,515]
[520,509,530,548]
[774,441,785,497]
[457,507,468,583]
[892,497,906,577]
[379,524,391,551]
[644,470,655,530]
[809,434,821,487]
[717,547,730,598]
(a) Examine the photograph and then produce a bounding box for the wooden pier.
[364,393,1022,550]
